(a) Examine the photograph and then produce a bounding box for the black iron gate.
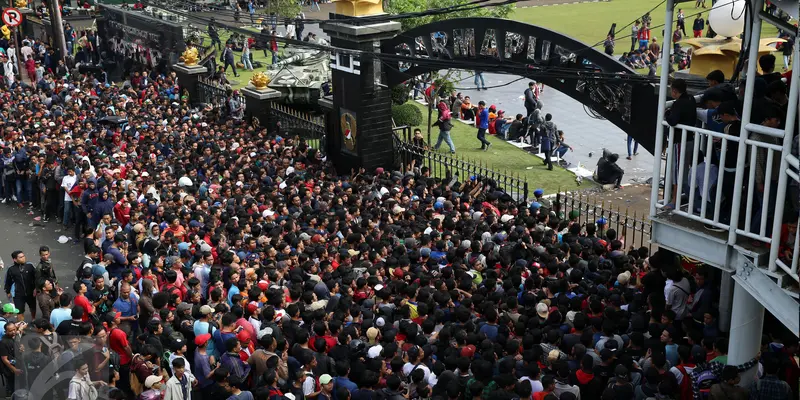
[196,78,229,109]
[268,103,326,150]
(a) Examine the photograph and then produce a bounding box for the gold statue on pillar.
[332,0,384,17]
[15,0,28,8]
[180,47,199,66]
[250,72,271,90]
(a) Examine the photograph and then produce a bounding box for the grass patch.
[513,0,790,69]
[408,102,586,195]
[197,27,287,88]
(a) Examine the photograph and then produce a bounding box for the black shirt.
[0,336,16,374]
[56,319,82,336]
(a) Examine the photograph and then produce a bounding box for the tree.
[266,0,302,20]
[386,0,514,31]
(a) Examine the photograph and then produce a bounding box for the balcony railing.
[653,121,798,283]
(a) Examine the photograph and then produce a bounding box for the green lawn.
[198,27,285,88]
[409,102,585,195]
[513,0,790,68]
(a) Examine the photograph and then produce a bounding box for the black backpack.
[76,259,92,282]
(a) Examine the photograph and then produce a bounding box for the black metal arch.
[380,18,659,153]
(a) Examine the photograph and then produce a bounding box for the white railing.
[771,152,799,282]
[655,121,794,246]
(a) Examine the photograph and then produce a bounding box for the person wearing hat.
[139,375,164,400]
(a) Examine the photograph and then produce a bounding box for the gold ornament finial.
[332,0,383,17]
[14,0,27,8]
[180,47,199,66]
[250,72,271,90]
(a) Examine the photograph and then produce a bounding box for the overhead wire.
[146,0,670,87]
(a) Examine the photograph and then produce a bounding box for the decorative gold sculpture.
[180,47,199,66]
[250,72,271,90]
[332,0,384,17]
[681,36,786,79]
[15,0,27,8]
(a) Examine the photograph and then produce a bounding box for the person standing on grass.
[476,101,491,151]
[241,39,253,71]
[432,99,456,154]
[676,9,686,36]
[693,14,705,38]
[631,21,640,53]
[540,114,557,171]
[221,44,238,78]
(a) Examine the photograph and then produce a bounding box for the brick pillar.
[321,17,401,174]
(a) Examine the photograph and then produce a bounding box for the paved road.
[451,72,655,182]
[0,204,84,321]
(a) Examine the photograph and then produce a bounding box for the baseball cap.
[195,333,212,346]
[2,304,20,314]
[615,364,629,380]
[144,375,162,388]
[199,305,214,315]
[319,374,333,385]
[461,344,477,358]
[367,327,380,343]
[104,311,122,323]
[536,302,549,319]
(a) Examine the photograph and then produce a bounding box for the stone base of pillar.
[241,86,282,128]
[173,63,208,104]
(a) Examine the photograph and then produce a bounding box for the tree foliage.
[386,0,514,31]
[266,0,302,20]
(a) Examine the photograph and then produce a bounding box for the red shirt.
[74,294,92,322]
[109,327,131,365]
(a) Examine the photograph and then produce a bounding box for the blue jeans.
[67,41,74,54]
[312,1,320,9]
[63,200,74,227]
[627,136,639,157]
[435,130,455,153]
[15,178,31,204]
[271,51,278,64]
[555,146,569,159]
[477,128,490,148]
[474,73,485,89]
[242,53,253,70]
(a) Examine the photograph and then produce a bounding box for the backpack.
[76,259,92,282]
[695,369,719,399]
[129,354,145,396]
[441,109,451,121]
[40,332,63,362]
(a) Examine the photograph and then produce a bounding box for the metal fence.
[393,126,530,201]
[557,191,653,251]
[269,102,326,150]
[196,78,229,109]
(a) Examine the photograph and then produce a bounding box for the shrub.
[391,83,410,105]
[392,103,423,127]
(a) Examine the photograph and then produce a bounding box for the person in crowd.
[0,34,792,400]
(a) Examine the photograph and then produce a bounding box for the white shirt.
[62,174,77,201]
[20,45,33,60]
[3,61,14,77]
[403,362,436,387]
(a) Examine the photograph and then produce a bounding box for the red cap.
[393,268,404,278]
[257,281,269,291]
[237,330,251,343]
[246,302,258,315]
[195,333,212,346]
[461,345,477,358]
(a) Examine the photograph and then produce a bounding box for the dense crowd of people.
[0,14,797,400]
